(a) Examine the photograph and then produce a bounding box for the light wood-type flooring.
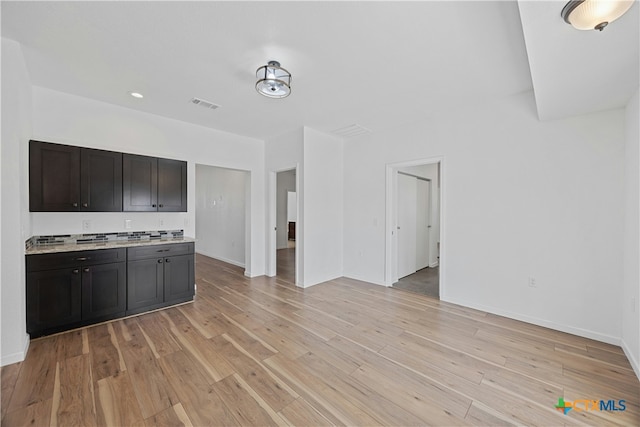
[1,253,639,426]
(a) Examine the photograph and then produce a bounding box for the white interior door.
[397,174,417,278]
[287,192,297,222]
[416,179,430,270]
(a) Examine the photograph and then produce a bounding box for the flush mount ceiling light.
[255,61,291,98]
[561,0,635,31]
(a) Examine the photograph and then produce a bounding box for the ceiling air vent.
[190,97,220,110]
[332,124,371,139]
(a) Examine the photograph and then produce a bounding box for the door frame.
[194,163,251,276]
[267,165,300,286]
[385,157,444,295]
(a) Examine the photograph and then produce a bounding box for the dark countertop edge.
[25,237,196,255]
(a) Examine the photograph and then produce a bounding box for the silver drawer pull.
[74,257,91,261]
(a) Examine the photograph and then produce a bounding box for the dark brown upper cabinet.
[123,154,186,212]
[29,140,122,212]
[158,158,187,212]
[81,148,122,211]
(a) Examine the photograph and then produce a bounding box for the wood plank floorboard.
[1,252,639,426]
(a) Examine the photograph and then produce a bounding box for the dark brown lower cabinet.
[81,262,126,321]
[126,242,194,315]
[27,268,82,334]
[26,248,126,338]
[126,257,165,311]
[26,243,193,338]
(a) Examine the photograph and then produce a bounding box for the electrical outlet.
[82,220,91,231]
[125,219,132,229]
[528,277,537,288]
[159,219,164,227]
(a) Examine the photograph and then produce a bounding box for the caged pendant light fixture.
[256,61,292,98]
[561,0,635,31]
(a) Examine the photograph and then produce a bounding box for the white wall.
[276,170,295,249]
[302,128,344,287]
[195,165,247,267]
[344,91,626,344]
[265,128,303,280]
[622,87,640,378]
[1,38,32,365]
[30,86,266,277]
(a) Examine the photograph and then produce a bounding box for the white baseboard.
[0,333,30,367]
[621,339,640,381]
[195,250,245,268]
[244,270,262,278]
[343,274,388,287]
[442,296,621,346]
[429,261,439,268]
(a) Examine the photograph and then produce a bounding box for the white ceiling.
[1,1,637,140]
[518,0,639,121]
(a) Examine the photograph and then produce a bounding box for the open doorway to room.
[386,159,442,298]
[272,168,297,284]
[195,164,250,276]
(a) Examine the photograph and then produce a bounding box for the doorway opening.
[195,164,250,276]
[268,167,298,285]
[385,158,443,298]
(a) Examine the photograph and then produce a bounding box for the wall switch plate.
[125,219,132,229]
[82,220,91,231]
[528,277,537,288]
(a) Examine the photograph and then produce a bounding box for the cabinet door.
[29,140,81,212]
[163,254,194,303]
[81,148,123,212]
[127,258,164,311]
[123,154,158,211]
[157,158,187,212]
[81,262,126,321]
[27,268,82,335]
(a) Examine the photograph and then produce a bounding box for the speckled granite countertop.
[26,237,196,255]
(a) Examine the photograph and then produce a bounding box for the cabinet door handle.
[74,257,91,261]
[157,259,163,263]
[159,204,163,208]
[152,204,157,208]
[165,258,171,263]
[72,202,78,208]
[83,268,90,273]
[72,269,79,274]
[82,203,89,208]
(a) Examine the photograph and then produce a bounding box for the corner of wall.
[2,38,33,366]
[621,86,640,380]
[621,338,640,380]
[0,334,30,367]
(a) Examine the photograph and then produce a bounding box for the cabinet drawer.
[127,242,194,261]
[27,248,126,272]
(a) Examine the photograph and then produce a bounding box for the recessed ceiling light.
[129,92,144,99]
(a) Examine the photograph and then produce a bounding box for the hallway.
[393,267,439,298]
